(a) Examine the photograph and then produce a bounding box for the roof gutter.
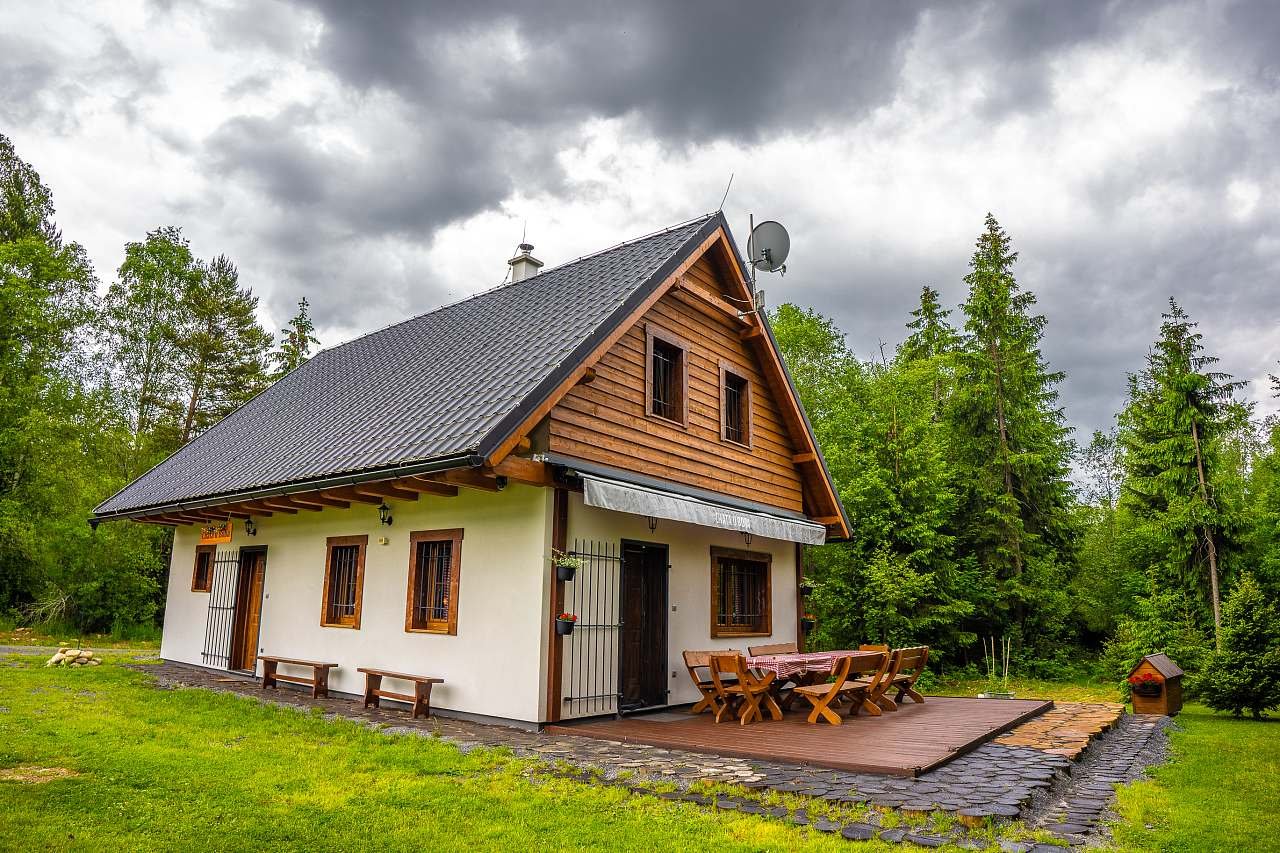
[89,451,482,524]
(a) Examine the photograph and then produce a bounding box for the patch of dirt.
[0,765,80,784]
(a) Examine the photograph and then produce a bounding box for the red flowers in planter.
[1128,672,1158,686]
[1128,671,1162,695]
[557,613,578,622]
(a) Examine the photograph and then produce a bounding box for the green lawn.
[0,618,161,650]
[4,656,1277,852]
[1109,704,1280,853]
[928,674,1122,704]
[0,655,880,852]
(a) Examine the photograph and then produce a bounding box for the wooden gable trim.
[483,225,849,538]
[483,228,725,468]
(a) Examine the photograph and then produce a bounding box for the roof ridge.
[310,212,720,362]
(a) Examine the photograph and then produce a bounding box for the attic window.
[646,326,688,426]
[721,365,751,446]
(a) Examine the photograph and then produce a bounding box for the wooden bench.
[357,668,444,720]
[258,655,338,698]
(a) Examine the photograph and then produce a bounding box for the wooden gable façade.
[545,245,810,515]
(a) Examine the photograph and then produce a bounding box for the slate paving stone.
[738,803,765,815]
[903,833,949,848]
[1042,822,1089,835]
[766,806,789,818]
[997,842,1032,853]
[841,823,878,841]
[879,829,907,843]
[812,819,842,833]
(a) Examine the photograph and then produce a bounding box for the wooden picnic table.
[745,650,881,680]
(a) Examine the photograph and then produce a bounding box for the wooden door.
[618,542,668,711]
[231,550,267,671]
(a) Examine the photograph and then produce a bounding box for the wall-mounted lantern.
[378,501,393,526]
[647,516,658,532]
[244,517,258,536]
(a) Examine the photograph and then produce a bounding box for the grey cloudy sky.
[3,0,1278,437]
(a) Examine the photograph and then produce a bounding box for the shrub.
[1197,574,1280,719]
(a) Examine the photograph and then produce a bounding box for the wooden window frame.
[644,324,689,428]
[191,544,215,593]
[718,361,753,448]
[320,535,367,629]
[709,546,772,638]
[405,528,464,635]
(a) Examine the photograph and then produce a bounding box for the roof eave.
[90,450,481,523]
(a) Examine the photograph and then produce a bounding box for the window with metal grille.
[192,544,215,592]
[722,368,750,445]
[406,529,463,634]
[711,547,771,637]
[321,536,366,628]
[646,326,687,425]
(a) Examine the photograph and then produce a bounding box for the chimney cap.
[517,242,535,253]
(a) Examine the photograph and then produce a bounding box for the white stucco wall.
[564,490,798,713]
[160,484,552,723]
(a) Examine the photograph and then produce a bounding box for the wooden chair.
[709,653,781,725]
[846,647,903,711]
[859,643,889,653]
[792,655,856,725]
[747,642,800,707]
[683,649,740,715]
[747,642,798,656]
[886,646,929,706]
[838,651,891,716]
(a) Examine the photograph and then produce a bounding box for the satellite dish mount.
[735,215,790,319]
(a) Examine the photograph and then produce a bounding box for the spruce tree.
[899,285,960,363]
[951,215,1075,643]
[273,297,320,377]
[1197,574,1280,718]
[1118,299,1245,643]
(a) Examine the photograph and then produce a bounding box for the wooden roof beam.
[492,456,553,488]
[792,451,817,465]
[241,500,295,515]
[320,486,386,505]
[259,496,318,512]
[289,493,351,509]
[351,482,419,501]
[437,468,503,492]
[396,477,460,498]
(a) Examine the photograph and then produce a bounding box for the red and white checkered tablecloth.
[744,650,879,680]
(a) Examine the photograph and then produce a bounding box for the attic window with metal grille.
[646,326,688,426]
[406,529,463,634]
[721,367,750,446]
[321,535,367,628]
[711,547,771,637]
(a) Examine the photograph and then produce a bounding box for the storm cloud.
[1,0,1277,437]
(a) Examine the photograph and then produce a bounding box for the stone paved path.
[144,662,1167,850]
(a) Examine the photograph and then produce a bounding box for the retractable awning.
[580,473,827,545]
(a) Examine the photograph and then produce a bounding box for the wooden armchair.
[792,655,856,725]
[887,646,929,706]
[838,651,891,716]
[709,653,781,725]
[683,649,740,715]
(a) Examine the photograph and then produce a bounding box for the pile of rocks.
[45,647,102,667]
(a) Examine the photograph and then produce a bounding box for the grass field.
[0,618,161,650]
[2,654,1276,851]
[0,655,876,852]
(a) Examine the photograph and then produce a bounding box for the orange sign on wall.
[199,519,233,545]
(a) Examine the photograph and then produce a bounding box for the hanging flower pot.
[556,613,578,636]
[552,551,582,582]
[798,583,814,597]
[799,615,816,632]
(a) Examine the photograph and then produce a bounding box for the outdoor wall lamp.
[378,501,393,526]
[647,516,658,532]
[244,517,257,536]
[743,531,753,545]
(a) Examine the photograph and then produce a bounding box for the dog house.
[1127,653,1184,716]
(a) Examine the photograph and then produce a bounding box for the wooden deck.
[547,696,1053,777]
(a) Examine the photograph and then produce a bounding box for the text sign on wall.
[199,519,233,545]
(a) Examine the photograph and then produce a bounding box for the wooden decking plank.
[546,697,1053,777]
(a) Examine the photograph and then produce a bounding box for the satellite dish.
[748,220,790,274]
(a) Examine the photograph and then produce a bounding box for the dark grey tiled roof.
[95,213,722,516]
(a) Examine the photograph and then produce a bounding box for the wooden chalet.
[92,212,849,726]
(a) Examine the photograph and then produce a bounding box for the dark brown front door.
[619,541,668,711]
[230,550,267,671]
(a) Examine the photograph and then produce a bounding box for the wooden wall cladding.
[548,255,804,512]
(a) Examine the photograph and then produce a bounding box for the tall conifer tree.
[1119,299,1246,643]
[952,214,1075,637]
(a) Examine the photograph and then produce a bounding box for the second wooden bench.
[358,668,444,720]
[258,655,339,698]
